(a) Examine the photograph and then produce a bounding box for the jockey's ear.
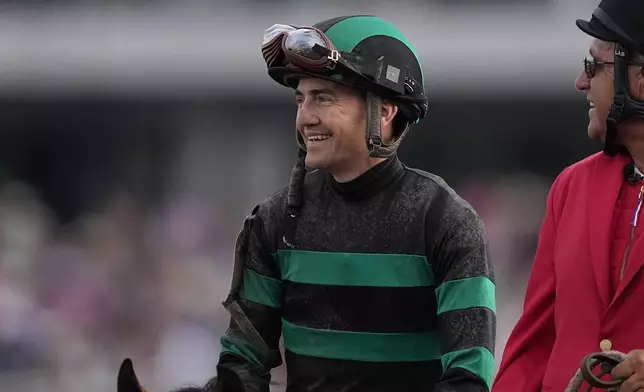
[118,358,147,392]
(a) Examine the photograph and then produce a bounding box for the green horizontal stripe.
[240,268,283,308]
[282,319,440,362]
[275,249,433,287]
[442,347,495,390]
[436,276,496,314]
[220,333,267,370]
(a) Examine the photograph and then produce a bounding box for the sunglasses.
[583,56,644,78]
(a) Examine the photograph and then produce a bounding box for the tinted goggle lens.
[283,30,328,61]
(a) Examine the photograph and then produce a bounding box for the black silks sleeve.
[216,203,284,392]
[428,190,496,392]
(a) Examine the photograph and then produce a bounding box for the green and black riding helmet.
[262,15,428,159]
[261,15,428,248]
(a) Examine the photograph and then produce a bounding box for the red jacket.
[493,152,644,392]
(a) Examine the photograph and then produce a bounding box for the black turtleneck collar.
[327,155,404,202]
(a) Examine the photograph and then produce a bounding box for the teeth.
[590,102,595,108]
[308,135,331,141]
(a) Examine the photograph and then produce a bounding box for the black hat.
[576,0,644,56]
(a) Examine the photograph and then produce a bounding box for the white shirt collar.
[635,165,644,178]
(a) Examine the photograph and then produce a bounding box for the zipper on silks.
[620,185,644,281]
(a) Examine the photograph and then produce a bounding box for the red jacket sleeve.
[492,172,567,392]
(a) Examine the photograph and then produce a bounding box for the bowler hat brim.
[576,18,621,43]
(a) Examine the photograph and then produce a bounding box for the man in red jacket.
[493,0,644,391]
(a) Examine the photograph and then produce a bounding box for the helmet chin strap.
[603,44,644,156]
[365,92,411,159]
[296,128,307,151]
[283,143,307,249]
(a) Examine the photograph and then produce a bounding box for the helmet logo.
[386,65,401,83]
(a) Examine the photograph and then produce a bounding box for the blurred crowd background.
[0,1,605,391]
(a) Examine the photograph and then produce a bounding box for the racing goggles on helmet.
[261,24,361,76]
[261,23,426,106]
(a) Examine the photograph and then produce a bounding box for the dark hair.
[392,111,409,140]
